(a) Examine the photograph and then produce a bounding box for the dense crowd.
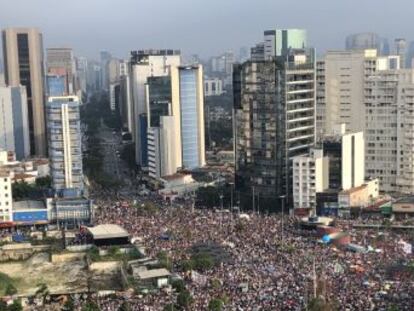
[88,194,414,311]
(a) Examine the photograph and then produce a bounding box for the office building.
[292,149,329,210]
[316,49,399,139]
[341,131,365,190]
[147,65,206,178]
[46,74,66,97]
[0,85,30,159]
[365,69,414,193]
[393,38,407,68]
[46,96,83,192]
[250,43,265,61]
[345,33,381,51]
[2,27,46,156]
[46,47,76,95]
[119,60,133,132]
[129,49,181,167]
[234,49,315,209]
[264,29,307,59]
[204,78,224,96]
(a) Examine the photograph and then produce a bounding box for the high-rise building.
[119,60,133,132]
[100,50,112,91]
[345,33,381,51]
[316,49,399,139]
[46,96,83,192]
[365,69,414,193]
[234,49,315,209]
[146,65,206,179]
[0,85,30,159]
[264,29,307,59]
[46,47,76,95]
[174,65,206,169]
[2,27,46,156]
[292,149,329,210]
[129,49,181,167]
[393,38,407,68]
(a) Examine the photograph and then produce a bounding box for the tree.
[308,297,337,311]
[176,290,193,309]
[7,300,23,311]
[208,298,224,311]
[35,176,52,188]
[82,300,100,311]
[62,297,75,311]
[0,301,7,311]
[171,279,186,293]
[5,283,17,296]
[35,283,49,305]
[118,301,132,311]
[191,252,215,271]
[163,304,178,311]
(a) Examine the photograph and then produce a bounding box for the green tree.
[191,253,215,271]
[35,283,49,304]
[35,176,52,188]
[82,300,100,311]
[5,283,17,296]
[7,300,23,311]
[208,298,224,311]
[118,301,131,311]
[176,290,193,310]
[163,304,178,311]
[62,297,75,311]
[171,279,186,293]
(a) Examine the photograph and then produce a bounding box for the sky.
[0,0,413,60]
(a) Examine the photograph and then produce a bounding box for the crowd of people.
[87,193,414,311]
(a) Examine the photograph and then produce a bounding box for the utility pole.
[252,186,255,214]
[280,195,286,249]
[313,256,317,299]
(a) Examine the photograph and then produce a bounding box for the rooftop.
[86,224,129,240]
[13,200,46,211]
[339,184,367,195]
[394,196,414,204]
[136,268,170,280]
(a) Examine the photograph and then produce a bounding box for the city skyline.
[0,0,414,59]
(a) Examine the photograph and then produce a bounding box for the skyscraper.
[316,49,399,140]
[146,65,206,179]
[393,38,407,68]
[345,33,381,51]
[129,49,181,167]
[234,49,315,209]
[0,85,30,159]
[46,47,76,95]
[2,27,46,156]
[174,65,206,169]
[264,29,307,59]
[46,96,83,192]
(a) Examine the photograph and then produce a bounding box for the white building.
[46,96,83,192]
[146,65,205,179]
[365,69,414,193]
[293,149,329,210]
[0,171,12,222]
[129,50,181,166]
[316,49,399,140]
[204,78,224,96]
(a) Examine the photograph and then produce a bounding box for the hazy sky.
[0,0,413,60]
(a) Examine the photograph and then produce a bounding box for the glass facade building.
[46,96,83,192]
[179,68,199,169]
[47,75,66,96]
